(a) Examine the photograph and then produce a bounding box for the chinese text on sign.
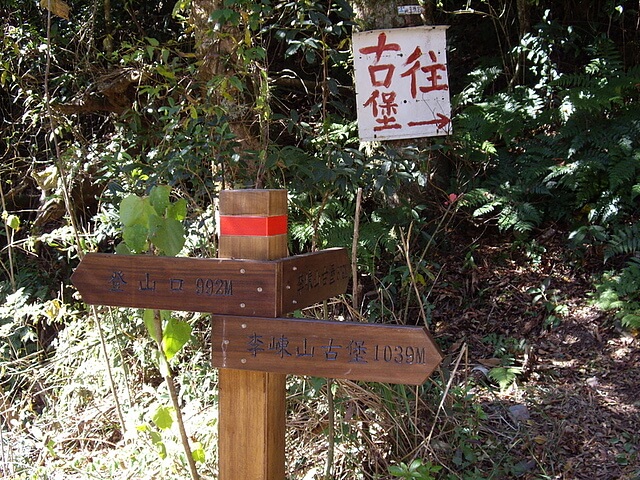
[353,26,451,141]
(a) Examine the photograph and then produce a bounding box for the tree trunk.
[189,0,265,187]
[352,0,435,29]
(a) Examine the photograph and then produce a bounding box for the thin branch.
[0,183,16,292]
[152,310,200,480]
[43,1,126,435]
[351,187,363,316]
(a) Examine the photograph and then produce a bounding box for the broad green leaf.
[122,223,149,253]
[191,442,205,463]
[388,464,405,476]
[156,64,176,80]
[151,217,185,256]
[149,430,167,459]
[6,214,20,231]
[167,198,187,221]
[228,75,244,92]
[152,405,174,430]
[120,195,149,227]
[149,185,171,216]
[115,242,132,255]
[163,316,192,361]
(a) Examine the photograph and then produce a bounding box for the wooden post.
[217,189,288,480]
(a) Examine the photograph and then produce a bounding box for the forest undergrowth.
[2,222,638,480]
[2,1,640,479]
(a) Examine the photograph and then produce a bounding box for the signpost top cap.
[219,190,287,216]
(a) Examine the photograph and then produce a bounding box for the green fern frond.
[460,189,494,208]
[605,224,640,261]
[608,154,640,190]
[473,201,500,218]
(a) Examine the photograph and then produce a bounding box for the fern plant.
[604,223,640,262]
[593,257,640,330]
[457,30,640,236]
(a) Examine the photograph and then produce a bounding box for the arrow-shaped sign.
[212,316,442,385]
[71,249,350,316]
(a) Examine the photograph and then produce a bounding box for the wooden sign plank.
[72,249,351,315]
[71,253,279,316]
[279,248,350,312]
[211,316,443,385]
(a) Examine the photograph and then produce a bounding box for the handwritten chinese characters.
[353,26,451,141]
[212,316,443,385]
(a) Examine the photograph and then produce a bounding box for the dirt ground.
[431,225,640,479]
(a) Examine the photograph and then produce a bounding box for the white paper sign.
[353,26,451,142]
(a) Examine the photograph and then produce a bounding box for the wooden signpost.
[212,315,441,385]
[71,189,443,479]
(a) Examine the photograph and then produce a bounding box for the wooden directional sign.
[280,248,350,313]
[71,253,278,316]
[71,248,349,316]
[211,316,443,385]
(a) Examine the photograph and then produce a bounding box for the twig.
[43,2,126,435]
[152,310,200,480]
[351,187,363,315]
[424,343,468,447]
[0,183,16,292]
[399,224,428,326]
[325,377,335,480]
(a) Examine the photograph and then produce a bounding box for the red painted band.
[219,215,288,236]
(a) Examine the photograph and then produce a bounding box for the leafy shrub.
[457,20,640,236]
[593,257,640,330]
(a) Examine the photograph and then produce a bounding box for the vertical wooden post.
[217,189,288,480]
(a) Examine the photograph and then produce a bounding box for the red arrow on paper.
[408,113,451,130]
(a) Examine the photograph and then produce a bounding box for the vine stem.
[0,183,16,292]
[43,2,126,435]
[323,298,335,480]
[351,187,363,315]
[152,310,200,480]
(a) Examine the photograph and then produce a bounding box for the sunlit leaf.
[6,214,20,231]
[122,223,148,253]
[163,316,192,361]
[149,430,167,459]
[151,217,185,256]
[488,366,522,390]
[191,442,205,463]
[149,185,171,216]
[120,195,149,227]
[143,309,162,344]
[167,198,187,221]
[152,405,174,430]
